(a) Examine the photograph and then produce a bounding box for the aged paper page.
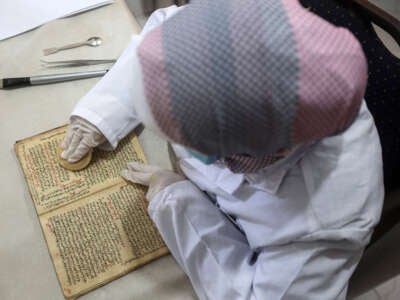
[15,126,146,215]
[40,182,168,299]
[15,126,169,299]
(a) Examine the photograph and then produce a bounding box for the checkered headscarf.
[137,0,367,173]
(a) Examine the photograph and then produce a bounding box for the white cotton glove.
[61,116,106,163]
[121,161,184,201]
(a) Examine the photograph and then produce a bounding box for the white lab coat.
[71,6,384,300]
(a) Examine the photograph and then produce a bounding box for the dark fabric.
[300,0,400,190]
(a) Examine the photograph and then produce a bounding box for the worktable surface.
[0,1,196,299]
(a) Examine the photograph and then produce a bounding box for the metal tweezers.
[41,59,116,68]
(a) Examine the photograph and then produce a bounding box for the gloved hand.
[61,116,106,163]
[121,161,185,201]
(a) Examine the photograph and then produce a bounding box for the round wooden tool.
[58,147,92,171]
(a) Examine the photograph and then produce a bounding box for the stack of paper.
[0,0,113,41]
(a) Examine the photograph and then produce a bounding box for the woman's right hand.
[61,116,106,163]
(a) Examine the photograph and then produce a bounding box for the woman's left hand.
[121,161,185,201]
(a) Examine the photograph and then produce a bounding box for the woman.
[62,1,383,299]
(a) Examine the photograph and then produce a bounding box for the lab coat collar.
[180,143,314,196]
[180,158,244,195]
[244,143,314,194]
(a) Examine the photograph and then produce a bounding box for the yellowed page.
[40,182,168,299]
[15,126,146,215]
[15,126,169,299]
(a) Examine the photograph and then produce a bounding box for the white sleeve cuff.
[71,35,144,148]
[71,6,185,149]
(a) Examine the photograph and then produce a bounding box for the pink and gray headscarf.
[137,0,367,173]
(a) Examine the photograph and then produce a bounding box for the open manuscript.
[15,126,169,299]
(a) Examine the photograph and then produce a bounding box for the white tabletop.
[0,1,196,299]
